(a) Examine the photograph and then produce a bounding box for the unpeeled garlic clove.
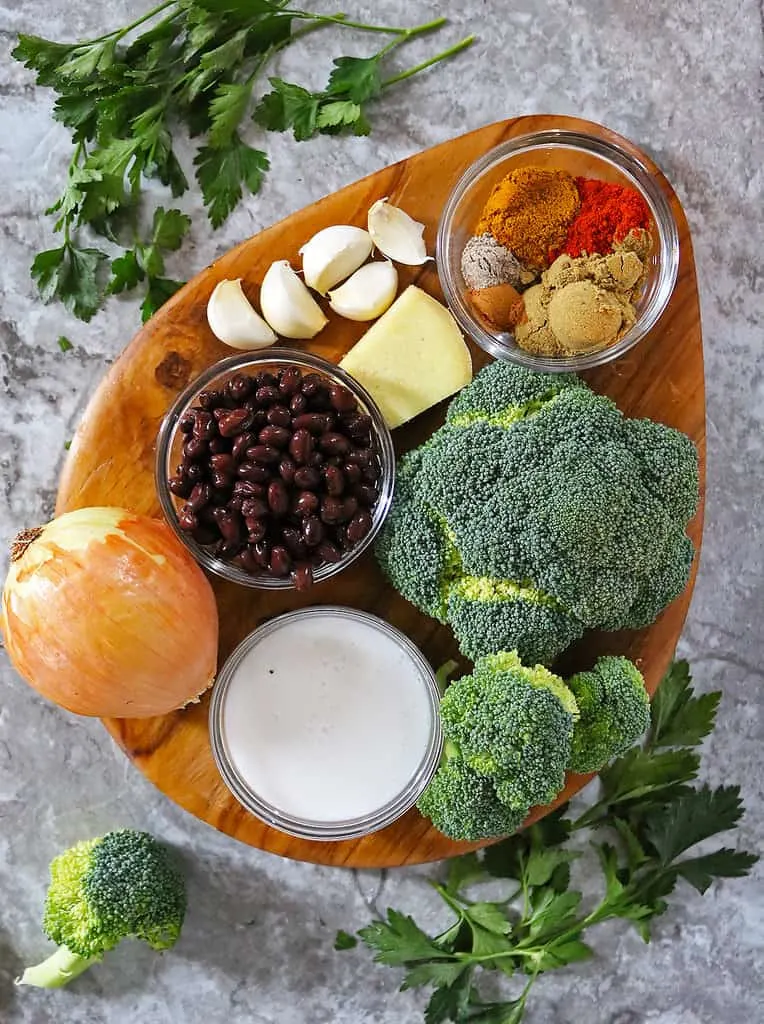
[260,260,328,340]
[328,261,399,322]
[206,279,278,349]
[299,225,373,295]
[367,198,431,265]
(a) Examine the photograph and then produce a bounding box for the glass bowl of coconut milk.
[208,606,444,840]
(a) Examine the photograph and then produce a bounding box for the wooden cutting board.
[56,115,705,868]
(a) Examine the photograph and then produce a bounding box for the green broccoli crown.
[43,830,187,961]
[439,654,577,811]
[567,656,650,773]
[376,360,699,665]
[416,756,526,842]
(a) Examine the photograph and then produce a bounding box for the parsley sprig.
[341,661,757,1024]
[13,1,474,325]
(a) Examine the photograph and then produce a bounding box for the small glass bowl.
[155,350,395,589]
[436,129,679,372]
[208,607,444,841]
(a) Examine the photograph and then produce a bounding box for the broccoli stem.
[17,945,99,988]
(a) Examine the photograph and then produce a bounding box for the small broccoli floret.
[567,656,650,773]
[446,360,585,427]
[18,829,186,989]
[446,576,585,664]
[417,754,526,841]
[439,653,577,811]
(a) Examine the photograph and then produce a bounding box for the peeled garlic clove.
[367,197,431,266]
[299,225,373,295]
[328,261,399,322]
[207,278,277,349]
[260,260,328,340]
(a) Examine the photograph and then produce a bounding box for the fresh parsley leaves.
[13,5,473,326]
[343,661,757,1023]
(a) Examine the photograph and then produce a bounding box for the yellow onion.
[1,507,219,718]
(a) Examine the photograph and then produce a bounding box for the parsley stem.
[289,12,447,36]
[381,35,475,88]
[82,0,177,46]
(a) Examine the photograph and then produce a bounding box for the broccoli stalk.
[17,830,186,989]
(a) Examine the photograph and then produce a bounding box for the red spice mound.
[552,177,651,259]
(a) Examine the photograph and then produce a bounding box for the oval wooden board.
[57,115,705,868]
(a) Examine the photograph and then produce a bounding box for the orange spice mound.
[477,167,580,269]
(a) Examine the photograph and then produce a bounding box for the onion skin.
[1,507,219,718]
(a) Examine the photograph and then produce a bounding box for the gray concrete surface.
[1,1,762,1021]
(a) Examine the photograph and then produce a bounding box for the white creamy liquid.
[221,612,434,822]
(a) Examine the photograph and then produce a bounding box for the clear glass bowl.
[436,129,679,372]
[155,350,395,589]
[208,607,444,840]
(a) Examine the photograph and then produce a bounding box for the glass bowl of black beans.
[155,350,395,590]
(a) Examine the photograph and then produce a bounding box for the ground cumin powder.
[476,167,580,269]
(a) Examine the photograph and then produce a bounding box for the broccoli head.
[567,655,651,773]
[417,652,578,841]
[18,829,186,988]
[376,360,699,666]
[417,754,527,841]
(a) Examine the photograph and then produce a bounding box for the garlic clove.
[367,197,432,265]
[260,260,328,340]
[207,278,278,349]
[299,225,373,295]
[328,260,399,322]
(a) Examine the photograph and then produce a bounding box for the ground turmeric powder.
[476,167,580,269]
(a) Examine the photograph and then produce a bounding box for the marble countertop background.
[1,1,762,1022]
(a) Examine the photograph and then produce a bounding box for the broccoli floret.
[567,656,650,773]
[439,652,577,811]
[18,829,186,988]
[376,360,699,666]
[446,576,584,664]
[417,754,526,841]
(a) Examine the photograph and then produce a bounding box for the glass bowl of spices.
[436,130,679,371]
[155,350,395,591]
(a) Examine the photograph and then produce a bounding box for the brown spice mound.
[477,167,580,270]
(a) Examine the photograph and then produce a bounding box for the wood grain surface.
[56,115,705,868]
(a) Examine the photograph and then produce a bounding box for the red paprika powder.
[553,177,651,259]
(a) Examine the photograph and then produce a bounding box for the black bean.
[293,466,320,489]
[346,510,372,544]
[315,540,342,563]
[178,506,197,531]
[232,431,254,462]
[241,498,269,519]
[216,408,253,437]
[302,515,324,546]
[329,383,357,413]
[251,540,270,567]
[270,545,291,576]
[192,410,216,440]
[292,562,314,591]
[278,458,296,485]
[215,509,243,543]
[246,445,281,465]
[301,373,325,398]
[289,428,313,464]
[255,385,280,406]
[320,496,345,524]
[293,491,320,518]
[227,373,254,403]
[267,479,289,516]
[237,462,270,483]
[354,483,379,506]
[324,465,345,496]
[233,479,265,498]
[208,436,230,454]
[267,404,292,428]
[343,461,362,485]
[192,525,219,546]
[210,453,235,475]
[320,432,351,456]
[197,389,222,411]
[292,413,331,434]
[246,519,267,543]
[169,475,192,498]
[211,469,232,490]
[179,413,195,433]
[289,393,307,417]
[307,451,324,468]
[255,371,278,389]
[188,482,211,512]
[259,425,291,448]
[281,526,307,560]
[278,365,302,396]
[231,548,258,573]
